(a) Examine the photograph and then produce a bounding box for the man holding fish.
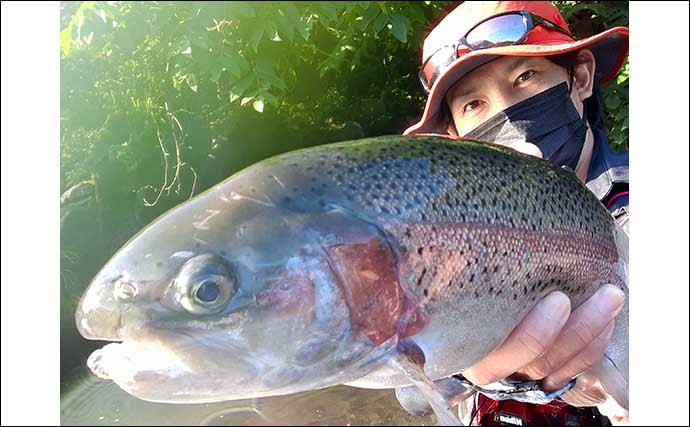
[76,1,629,426]
[404,1,629,424]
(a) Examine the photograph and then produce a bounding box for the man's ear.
[447,117,459,137]
[440,100,459,137]
[573,49,596,101]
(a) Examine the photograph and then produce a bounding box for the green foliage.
[60,1,452,195]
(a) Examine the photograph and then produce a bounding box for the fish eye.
[195,278,221,303]
[174,254,235,314]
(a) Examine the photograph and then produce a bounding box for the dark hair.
[546,50,606,130]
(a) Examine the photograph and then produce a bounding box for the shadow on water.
[61,368,436,426]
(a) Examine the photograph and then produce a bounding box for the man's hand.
[462,284,626,417]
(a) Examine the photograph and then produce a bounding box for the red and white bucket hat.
[404,1,629,136]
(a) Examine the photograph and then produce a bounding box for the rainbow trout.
[76,135,628,425]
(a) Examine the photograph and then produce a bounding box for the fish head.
[75,161,401,403]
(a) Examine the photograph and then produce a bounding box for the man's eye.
[463,100,482,113]
[515,70,536,85]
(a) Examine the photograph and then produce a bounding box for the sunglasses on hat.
[418,11,573,93]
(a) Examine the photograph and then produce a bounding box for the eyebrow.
[451,84,478,101]
[501,56,534,74]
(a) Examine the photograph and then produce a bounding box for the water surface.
[61,371,437,426]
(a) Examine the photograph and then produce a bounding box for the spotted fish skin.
[76,135,627,411]
[264,135,627,386]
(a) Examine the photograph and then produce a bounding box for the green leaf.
[390,14,409,43]
[60,26,73,56]
[192,42,213,73]
[320,3,338,22]
[229,73,255,101]
[94,8,107,24]
[275,11,294,41]
[282,3,301,24]
[75,1,96,19]
[261,91,279,106]
[227,2,256,18]
[186,73,198,92]
[271,77,287,91]
[605,94,621,109]
[73,1,96,32]
[616,74,628,85]
[209,62,224,83]
[240,89,259,107]
[254,57,287,91]
[296,20,311,40]
[265,20,279,42]
[372,13,387,33]
[360,5,380,31]
[223,54,249,78]
[60,0,97,57]
[255,56,276,78]
[253,99,264,113]
[249,25,264,52]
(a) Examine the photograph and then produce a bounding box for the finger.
[541,320,615,391]
[463,291,571,386]
[518,284,624,381]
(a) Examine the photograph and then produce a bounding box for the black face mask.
[464,81,588,170]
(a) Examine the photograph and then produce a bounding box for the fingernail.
[597,284,625,316]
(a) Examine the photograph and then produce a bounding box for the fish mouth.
[87,340,191,384]
[86,336,278,404]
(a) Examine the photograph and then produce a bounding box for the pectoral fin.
[395,376,474,417]
[388,340,464,426]
[561,354,629,421]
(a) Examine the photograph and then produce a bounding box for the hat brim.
[404,26,629,136]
